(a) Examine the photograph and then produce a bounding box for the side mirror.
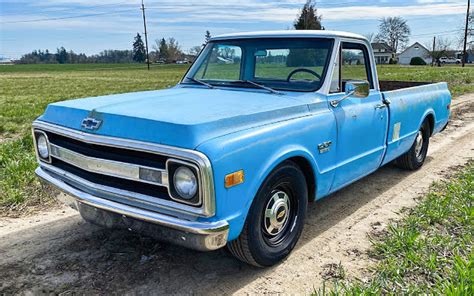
[331,80,370,108]
[345,80,370,98]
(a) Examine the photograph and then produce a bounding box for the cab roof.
[211,30,367,41]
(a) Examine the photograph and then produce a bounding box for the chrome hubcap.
[414,131,424,158]
[263,191,290,236]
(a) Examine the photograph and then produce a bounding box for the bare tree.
[425,37,452,66]
[189,46,202,56]
[376,17,411,53]
[364,33,376,43]
[152,38,183,63]
[167,38,183,62]
[457,10,473,49]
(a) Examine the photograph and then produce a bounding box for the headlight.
[173,166,198,200]
[37,134,50,159]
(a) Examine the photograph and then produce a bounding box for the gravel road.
[1,94,473,295]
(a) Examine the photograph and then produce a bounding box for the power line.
[0,1,132,17]
[0,9,136,24]
[411,29,462,37]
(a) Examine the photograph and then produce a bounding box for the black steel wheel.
[395,120,430,170]
[227,161,308,267]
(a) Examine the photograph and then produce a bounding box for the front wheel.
[227,161,308,267]
[395,121,430,170]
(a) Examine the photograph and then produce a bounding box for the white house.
[398,42,432,65]
[371,43,394,64]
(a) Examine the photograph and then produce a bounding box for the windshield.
[183,38,334,92]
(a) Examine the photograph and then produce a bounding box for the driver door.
[329,42,389,192]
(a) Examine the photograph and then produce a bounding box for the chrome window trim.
[49,143,169,187]
[32,120,216,217]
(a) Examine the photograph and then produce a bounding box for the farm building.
[371,42,394,64]
[398,42,432,65]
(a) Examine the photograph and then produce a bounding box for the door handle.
[374,104,387,110]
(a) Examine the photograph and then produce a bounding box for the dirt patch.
[1,95,474,294]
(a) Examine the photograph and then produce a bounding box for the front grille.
[46,131,168,169]
[43,130,173,202]
[33,121,215,217]
[52,158,170,200]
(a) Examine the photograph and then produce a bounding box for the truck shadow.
[0,159,433,294]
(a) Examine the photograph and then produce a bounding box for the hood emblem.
[81,117,102,130]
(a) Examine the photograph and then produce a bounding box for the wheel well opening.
[425,114,435,136]
[288,156,316,202]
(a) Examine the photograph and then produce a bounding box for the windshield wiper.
[237,80,281,95]
[186,77,214,89]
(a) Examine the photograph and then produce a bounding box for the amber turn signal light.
[225,170,244,188]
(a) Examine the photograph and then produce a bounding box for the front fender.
[196,113,337,241]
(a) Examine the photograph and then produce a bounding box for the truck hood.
[39,87,310,149]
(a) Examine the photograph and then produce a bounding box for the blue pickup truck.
[33,31,451,267]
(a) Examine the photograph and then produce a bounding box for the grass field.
[0,63,473,214]
[316,162,473,295]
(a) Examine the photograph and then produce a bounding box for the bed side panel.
[381,82,451,165]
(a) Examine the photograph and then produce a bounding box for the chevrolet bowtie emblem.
[277,210,286,220]
[81,117,102,130]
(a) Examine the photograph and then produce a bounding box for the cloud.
[2,1,466,29]
[1,0,467,58]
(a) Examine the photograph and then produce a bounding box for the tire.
[395,120,430,170]
[227,161,308,267]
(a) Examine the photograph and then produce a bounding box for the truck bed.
[379,80,432,92]
[380,82,451,166]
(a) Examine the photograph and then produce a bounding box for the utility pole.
[462,0,471,67]
[141,0,150,70]
[432,36,436,67]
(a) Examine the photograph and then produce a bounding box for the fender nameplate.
[318,141,332,154]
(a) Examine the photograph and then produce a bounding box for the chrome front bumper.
[36,167,229,251]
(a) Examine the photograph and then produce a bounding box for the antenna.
[141,0,151,70]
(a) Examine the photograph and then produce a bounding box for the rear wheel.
[227,161,308,267]
[395,120,430,170]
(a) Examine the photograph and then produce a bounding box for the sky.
[0,0,470,59]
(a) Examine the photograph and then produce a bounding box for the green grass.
[0,63,473,214]
[0,64,188,137]
[377,65,474,98]
[0,64,188,214]
[0,134,50,213]
[315,162,474,295]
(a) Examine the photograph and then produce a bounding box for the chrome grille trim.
[50,143,169,187]
[32,120,216,217]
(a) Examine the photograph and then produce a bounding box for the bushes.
[389,58,398,64]
[410,57,427,66]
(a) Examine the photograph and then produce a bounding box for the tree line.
[17,47,136,64]
[18,30,212,65]
[131,30,211,64]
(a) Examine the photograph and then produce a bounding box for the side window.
[341,43,373,90]
[329,49,341,93]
